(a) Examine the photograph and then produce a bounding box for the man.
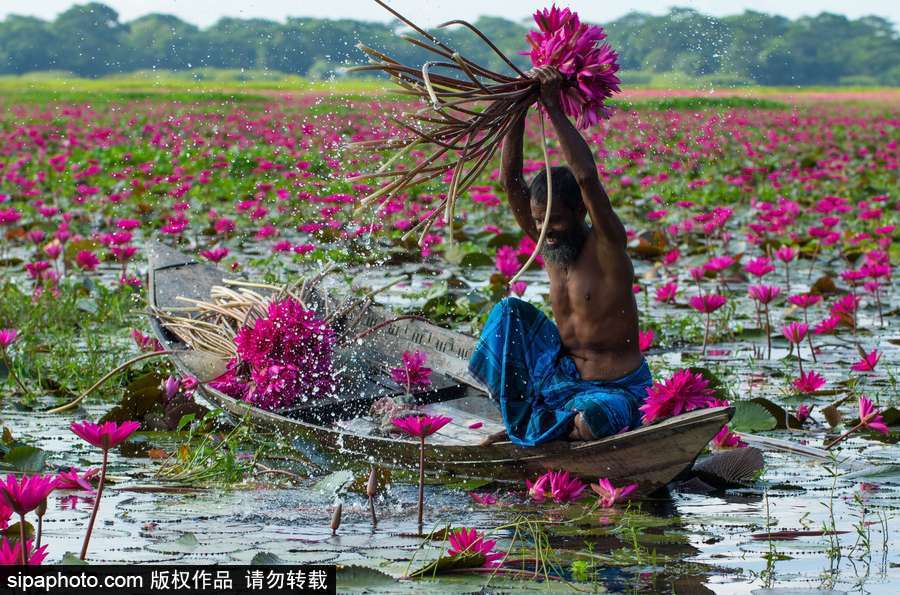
[468,65,651,446]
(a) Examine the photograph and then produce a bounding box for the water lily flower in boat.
[688,294,726,355]
[390,351,432,394]
[131,329,163,353]
[0,538,47,566]
[526,469,586,504]
[70,421,139,560]
[850,349,880,373]
[591,477,638,508]
[510,281,528,297]
[793,371,825,395]
[640,369,716,424]
[391,414,452,535]
[711,425,747,449]
[447,527,504,567]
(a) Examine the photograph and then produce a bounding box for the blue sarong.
[468,297,652,447]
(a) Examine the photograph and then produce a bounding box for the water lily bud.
[37,497,48,517]
[162,376,179,400]
[331,502,342,536]
[366,468,377,499]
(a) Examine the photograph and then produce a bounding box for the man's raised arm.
[531,66,627,247]
[499,110,538,241]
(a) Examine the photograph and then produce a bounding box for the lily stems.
[825,422,864,450]
[1,349,29,396]
[417,436,425,536]
[804,308,817,363]
[80,447,108,560]
[18,514,26,565]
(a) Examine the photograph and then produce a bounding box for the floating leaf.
[175,532,199,548]
[313,469,354,496]
[2,445,46,472]
[750,397,801,429]
[4,521,34,542]
[251,551,285,565]
[809,275,838,295]
[460,252,493,268]
[693,448,764,488]
[731,402,777,432]
[410,551,487,578]
[335,565,397,589]
[60,552,89,565]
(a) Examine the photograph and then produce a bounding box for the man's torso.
[545,233,642,381]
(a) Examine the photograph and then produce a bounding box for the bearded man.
[468,65,651,446]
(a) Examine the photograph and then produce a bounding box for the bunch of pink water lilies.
[0,420,139,565]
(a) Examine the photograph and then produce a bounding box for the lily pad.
[410,551,487,578]
[731,402,777,432]
[750,397,801,429]
[313,469,354,496]
[251,551,285,565]
[2,445,46,472]
[336,565,398,590]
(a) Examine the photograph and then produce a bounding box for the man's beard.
[541,226,588,265]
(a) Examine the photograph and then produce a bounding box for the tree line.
[1,3,898,86]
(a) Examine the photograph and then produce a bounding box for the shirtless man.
[468,65,651,446]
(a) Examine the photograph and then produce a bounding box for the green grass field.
[0,70,896,110]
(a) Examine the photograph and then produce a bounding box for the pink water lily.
[826,395,889,450]
[69,420,139,561]
[391,413,452,536]
[795,404,812,424]
[0,474,57,517]
[0,474,57,564]
[850,349,881,373]
[0,538,47,566]
[711,425,747,449]
[447,527,504,567]
[390,351,432,393]
[793,371,825,394]
[858,396,889,435]
[638,329,654,352]
[55,468,99,492]
[468,492,498,506]
[390,415,451,438]
[0,329,17,349]
[526,469,587,504]
[70,421,140,450]
[591,478,638,508]
[640,369,716,424]
[689,294,726,355]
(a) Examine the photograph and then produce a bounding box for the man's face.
[530,200,587,265]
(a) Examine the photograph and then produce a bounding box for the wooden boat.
[147,241,733,491]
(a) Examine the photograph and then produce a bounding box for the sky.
[0,0,897,29]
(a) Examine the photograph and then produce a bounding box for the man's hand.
[527,65,563,109]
